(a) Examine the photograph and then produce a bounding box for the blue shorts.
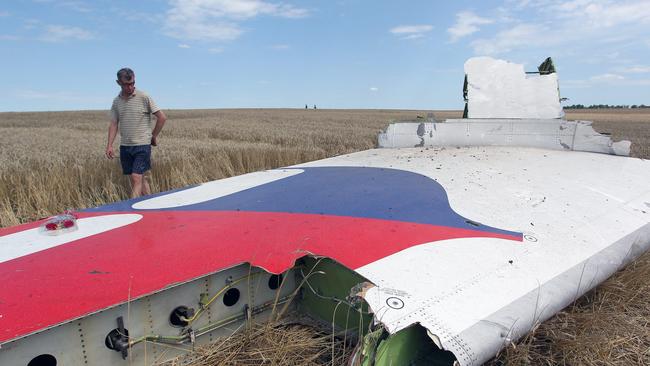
[120,145,151,175]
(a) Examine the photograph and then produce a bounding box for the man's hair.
[117,68,134,81]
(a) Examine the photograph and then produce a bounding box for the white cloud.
[590,73,625,82]
[390,24,433,40]
[178,43,191,48]
[39,25,94,42]
[168,20,242,42]
[110,8,162,24]
[270,44,289,49]
[402,34,425,40]
[515,0,650,26]
[618,66,650,73]
[208,47,224,53]
[510,0,650,24]
[369,87,378,92]
[503,0,551,10]
[164,0,308,41]
[33,0,92,13]
[390,25,433,34]
[447,11,493,42]
[172,0,308,19]
[578,1,650,27]
[61,1,92,13]
[0,11,10,17]
[563,73,650,88]
[556,0,593,12]
[471,24,542,54]
[461,1,650,55]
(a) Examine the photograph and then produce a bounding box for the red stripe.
[0,211,520,343]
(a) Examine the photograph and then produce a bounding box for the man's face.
[117,77,136,97]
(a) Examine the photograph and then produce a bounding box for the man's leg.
[142,173,151,195]
[119,146,136,196]
[129,145,152,198]
[129,173,144,198]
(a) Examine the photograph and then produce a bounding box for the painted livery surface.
[0,166,520,345]
[1,146,648,366]
[300,147,650,365]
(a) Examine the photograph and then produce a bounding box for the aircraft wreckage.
[1,57,649,366]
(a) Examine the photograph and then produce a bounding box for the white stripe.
[0,214,142,263]
[133,169,304,210]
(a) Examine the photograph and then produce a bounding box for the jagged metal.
[378,119,631,156]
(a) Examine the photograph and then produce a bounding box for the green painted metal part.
[538,57,556,75]
[462,74,469,118]
[296,257,457,365]
[297,257,372,334]
[366,325,457,366]
[463,75,469,101]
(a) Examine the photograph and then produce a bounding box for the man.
[105,68,167,198]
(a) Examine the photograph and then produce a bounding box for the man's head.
[116,67,136,97]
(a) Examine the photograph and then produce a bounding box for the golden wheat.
[0,109,436,226]
[488,250,650,365]
[0,108,649,365]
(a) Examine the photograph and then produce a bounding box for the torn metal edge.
[378,119,631,156]
[351,223,650,366]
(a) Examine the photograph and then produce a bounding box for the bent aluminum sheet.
[378,119,632,156]
[464,56,563,119]
[1,146,649,365]
[297,146,649,365]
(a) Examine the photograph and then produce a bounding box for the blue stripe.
[86,167,520,237]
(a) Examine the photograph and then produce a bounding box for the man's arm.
[106,119,118,159]
[150,110,167,146]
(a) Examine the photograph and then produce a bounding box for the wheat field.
[1,108,649,364]
[0,109,454,226]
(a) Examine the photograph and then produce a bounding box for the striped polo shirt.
[110,90,161,146]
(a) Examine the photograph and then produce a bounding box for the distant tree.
[565,103,645,109]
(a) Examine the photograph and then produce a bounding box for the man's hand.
[105,145,114,159]
[151,111,166,147]
[107,120,118,159]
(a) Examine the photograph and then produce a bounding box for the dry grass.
[0,108,437,226]
[489,250,650,366]
[564,108,650,158]
[155,322,353,366]
[1,108,649,365]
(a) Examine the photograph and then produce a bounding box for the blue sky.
[1,0,649,111]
